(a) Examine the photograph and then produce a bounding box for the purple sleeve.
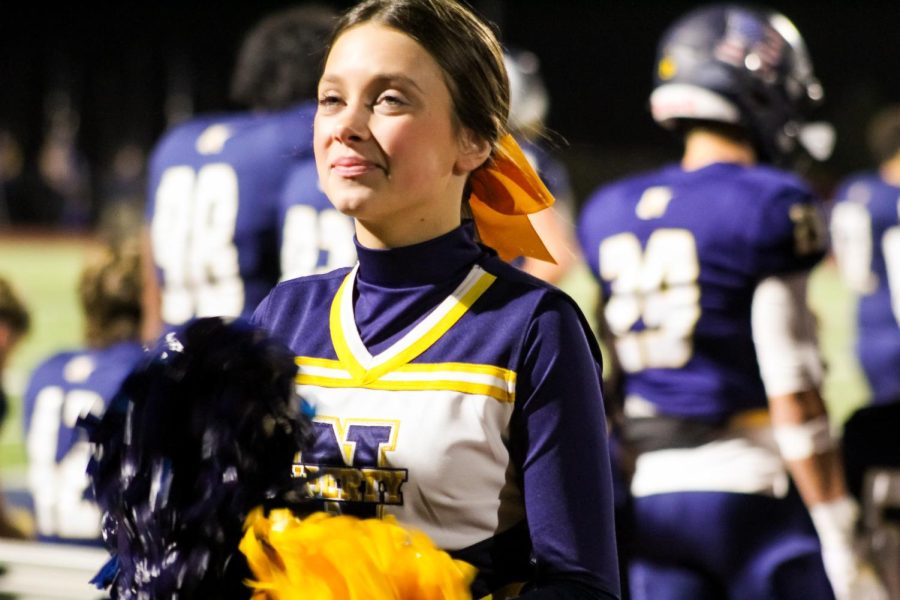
[744,185,826,276]
[249,293,270,327]
[512,293,621,598]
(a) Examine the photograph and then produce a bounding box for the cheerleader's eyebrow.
[319,73,425,95]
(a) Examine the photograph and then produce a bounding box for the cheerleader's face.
[314,23,489,249]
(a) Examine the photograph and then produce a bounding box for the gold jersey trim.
[315,264,510,398]
[296,357,516,403]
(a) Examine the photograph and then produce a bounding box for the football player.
[277,159,357,282]
[577,5,885,599]
[829,105,900,594]
[22,243,145,544]
[142,5,356,342]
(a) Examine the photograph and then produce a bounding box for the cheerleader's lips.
[331,156,384,177]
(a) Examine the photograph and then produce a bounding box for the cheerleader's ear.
[454,128,492,175]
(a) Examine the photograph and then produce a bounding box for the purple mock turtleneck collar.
[354,221,483,287]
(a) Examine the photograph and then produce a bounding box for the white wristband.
[773,415,833,460]
[809,496,858,547]
[810,498,889,600]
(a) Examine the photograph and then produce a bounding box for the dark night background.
[1,1,898,229]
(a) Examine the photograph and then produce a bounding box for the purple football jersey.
[277,159,356,282]
[578,162,826,421]
[146,102,316,328]
[831,171,900,405]
[22,341,145,543]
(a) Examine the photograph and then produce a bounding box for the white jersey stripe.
[297,357,515,388]
[298,378,514,402]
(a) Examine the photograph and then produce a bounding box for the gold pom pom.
[240,508,476,599]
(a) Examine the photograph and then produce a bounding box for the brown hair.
[326,0,510,153]
[0,277,30,336]
[79,242,142,348]
[230,4,339,110]
[867,105,900,165]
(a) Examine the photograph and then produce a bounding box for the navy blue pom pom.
[82,317,311,599]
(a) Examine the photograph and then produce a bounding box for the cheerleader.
[253,1,621,597]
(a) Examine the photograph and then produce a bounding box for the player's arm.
[752,273,843,503]
[140,225,162,344]
[752,272,886,600]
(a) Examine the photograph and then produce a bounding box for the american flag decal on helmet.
[715,10,784,76]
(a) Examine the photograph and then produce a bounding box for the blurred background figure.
[142,4,355,343]
[577,4,886,599]
[95,141,148,246]
[22,242,144,545]
[0,276,30,539]
[276,159,356,283]
[0,129,27,227]
[829,103,900,595]
[503,47,581,285]
[33,92,92,229]
[233,4,355,285]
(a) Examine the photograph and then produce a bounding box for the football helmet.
[504,48,550,135]
[650,4,833,163]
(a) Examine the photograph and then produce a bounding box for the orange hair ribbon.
[467,134,557,263]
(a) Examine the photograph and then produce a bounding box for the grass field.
[0,232,871,472]
[809,258,872,427]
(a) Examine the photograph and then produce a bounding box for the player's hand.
[819,542,888,600]
[811,497,889,600]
